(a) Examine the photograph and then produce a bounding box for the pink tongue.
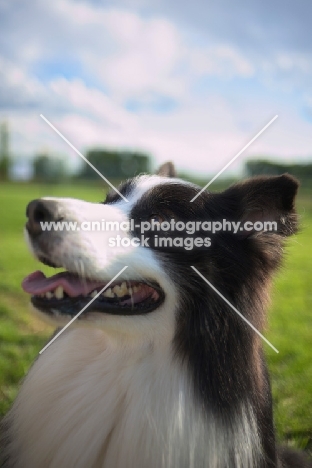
[22,271,106,298]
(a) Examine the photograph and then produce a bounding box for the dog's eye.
[149,211,177,224]
[149,214,165,224]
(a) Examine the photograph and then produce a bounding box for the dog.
[1,162,311,467]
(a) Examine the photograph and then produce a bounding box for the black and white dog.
[1,163,311,467]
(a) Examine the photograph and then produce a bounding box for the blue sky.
[1,0,312,177]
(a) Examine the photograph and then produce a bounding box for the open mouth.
[22,270,165,317]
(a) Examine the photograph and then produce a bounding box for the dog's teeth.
[46,291,53,299]
[120,282,128,295]
[55,286,64,299]
[113,285,124,297]
[90,290,98,298]
[151,291,159,301]
[133,286,138,293]
[103,287,114,298]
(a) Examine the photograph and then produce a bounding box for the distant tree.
[78,149,150,180]
[0,121,11,180]
[33,153,67,183]
[245,159,312,181]
[245,160,283,176]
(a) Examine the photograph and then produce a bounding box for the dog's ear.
[156,162,176,178]
[223,174,299,237]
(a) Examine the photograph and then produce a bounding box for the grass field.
[0,180,311,454]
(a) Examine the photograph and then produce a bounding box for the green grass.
[0,181,311,454]
[267,194,312,450]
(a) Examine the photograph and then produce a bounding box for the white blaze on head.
[24,176,184,342]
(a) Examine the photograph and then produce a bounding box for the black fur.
[128,168,309,467]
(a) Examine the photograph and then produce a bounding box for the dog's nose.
[26,199,61,236]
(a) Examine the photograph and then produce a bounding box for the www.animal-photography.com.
[0,1,311,467]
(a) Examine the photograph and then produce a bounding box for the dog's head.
[22,162,298,345]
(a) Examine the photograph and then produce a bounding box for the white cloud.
[30,0,253,101]
[82,9,254,100]
[188,45,254,78]
[50,78,138,130]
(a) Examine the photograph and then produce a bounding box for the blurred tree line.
[33,154,67,183]
[30,150,150,183]
[1,119,312,184]
[77,149,150,180]
[0,120,151,182]
[31,149,150,183]
[245,159,312,180]
[0,122,10,180]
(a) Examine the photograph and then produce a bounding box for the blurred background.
[0,0,311,455]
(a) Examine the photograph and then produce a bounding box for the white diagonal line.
[190,115,278,202]
[39,266,128,354]
[40,114,129,203]
[191,266,279,353]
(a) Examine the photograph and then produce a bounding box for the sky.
[1,0,312,178]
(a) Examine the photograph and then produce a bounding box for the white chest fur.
[6,328,195,468]
[6,328,261,468]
